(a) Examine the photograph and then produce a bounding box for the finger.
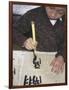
[60,65,64,73]
[31,41,38,48]
[51,65,60,74]
[25,40,34,49]
[25,42,34,50]
[25,45,32,50]
[54,63,64,73]
[51,67,53,72]
[29,42,37,49]
[54,67,60,74]
[27,39,37,49]
[50,59,56,66]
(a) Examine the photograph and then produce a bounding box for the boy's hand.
[23,38,38,50]
[50,56,65,74]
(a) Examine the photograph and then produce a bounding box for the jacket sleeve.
[55,29,66,62]
[13,12,32,50]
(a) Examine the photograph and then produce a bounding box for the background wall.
[0,0,69,90]
[13,4,40,15]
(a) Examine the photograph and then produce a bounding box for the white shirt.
[50,18,62,26]
[50,20,57,26]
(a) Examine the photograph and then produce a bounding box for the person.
[13,6,66,74]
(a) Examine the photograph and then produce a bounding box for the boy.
[14,6,66,74]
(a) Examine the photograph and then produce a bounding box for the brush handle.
[31,21,36,55]
[31,21,36,44]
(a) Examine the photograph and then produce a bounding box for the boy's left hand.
[50,56,65,74]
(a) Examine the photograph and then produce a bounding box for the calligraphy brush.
[33,49,37,64]
[31,21,37,64]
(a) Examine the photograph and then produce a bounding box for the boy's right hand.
[23,38,38,50]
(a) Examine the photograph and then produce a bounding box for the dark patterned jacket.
[13,7,66,61]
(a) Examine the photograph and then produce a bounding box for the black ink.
[24,75,29,85]
[24,75,42,86]
[33,50,41,69]
[39,76,42,83]
[33,57,41,69]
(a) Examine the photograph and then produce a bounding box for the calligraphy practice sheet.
[13,51,65,86]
